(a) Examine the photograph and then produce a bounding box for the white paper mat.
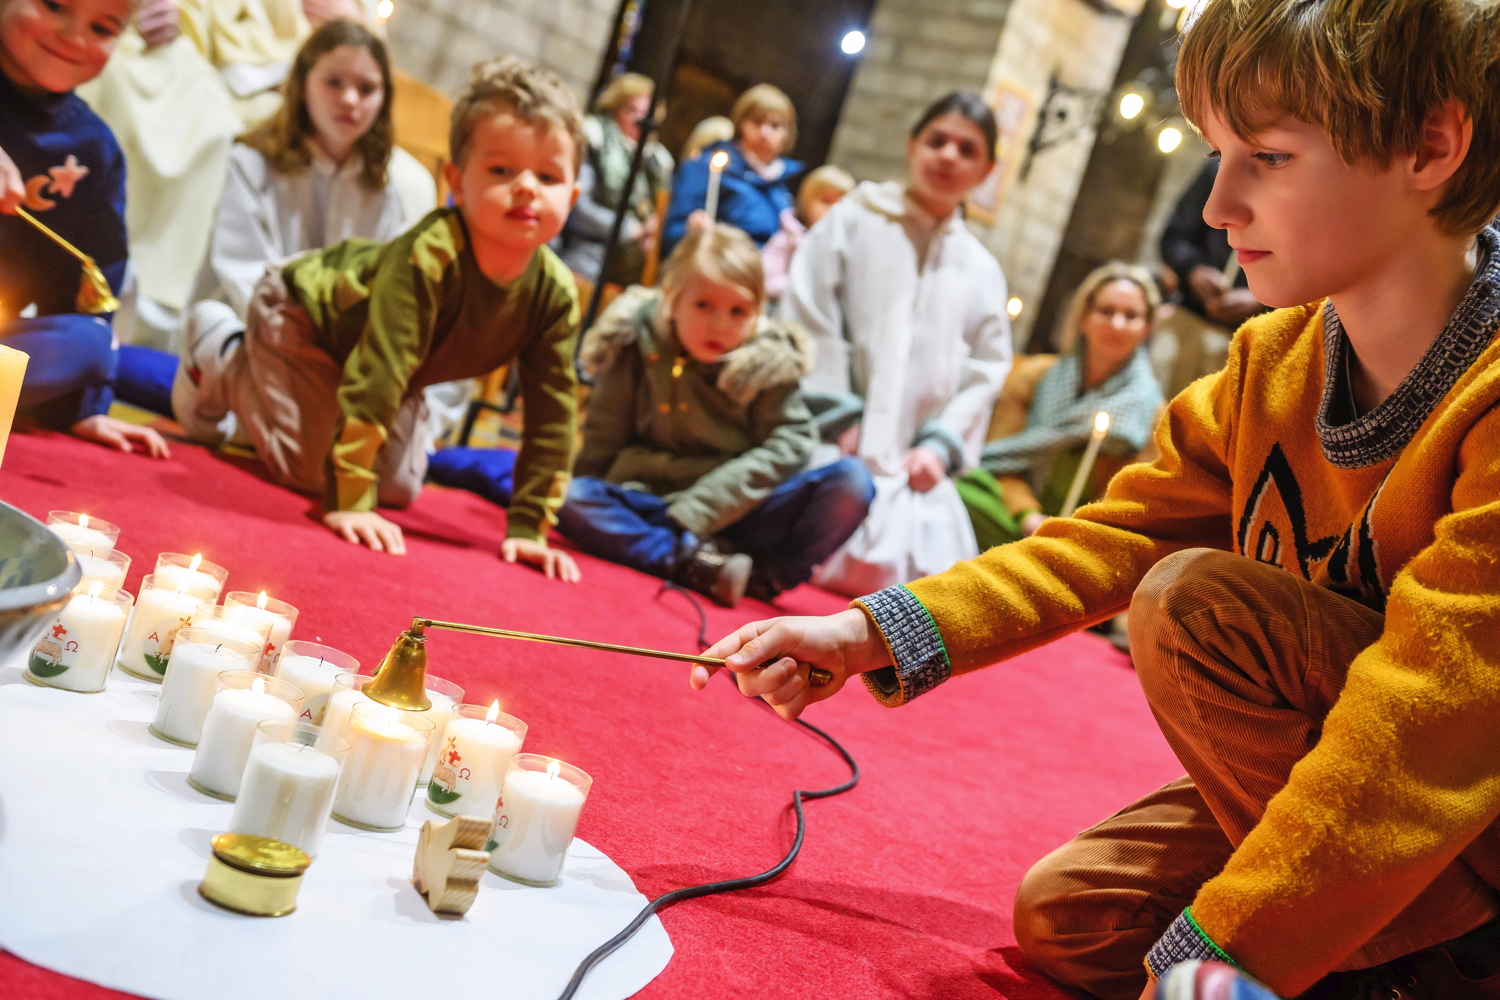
[0,659,671,1000]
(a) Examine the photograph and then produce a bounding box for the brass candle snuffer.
[363,617,835,711]
[15,206,121,315]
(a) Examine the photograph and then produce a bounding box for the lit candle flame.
[252,677,265,695]
[78,514,89,529]
[709,150,729,170]
[87,581,103,600]
[485,700,500,724]
[257,591,268,610]
[546,760,561,781]
[1093,411,1111,436]
[188,553,202,572]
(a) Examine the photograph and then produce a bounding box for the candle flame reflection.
[252,677,265,695]
[188,553,203,572]
[257,591,268,610]
[546,760,561,781]
[485,701,500,724]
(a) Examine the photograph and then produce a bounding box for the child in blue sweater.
[0,0,168,457]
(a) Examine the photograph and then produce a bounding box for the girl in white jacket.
[782,91,1014,596]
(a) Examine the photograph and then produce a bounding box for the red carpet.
[0,431,1182,1000]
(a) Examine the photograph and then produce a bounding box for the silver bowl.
[0,501,82,663]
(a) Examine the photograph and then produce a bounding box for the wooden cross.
[412,814,491,915]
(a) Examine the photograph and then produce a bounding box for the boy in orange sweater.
[692,1,1500,998]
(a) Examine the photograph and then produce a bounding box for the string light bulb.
[1118,92,1144,120]
[1157,126,1184,153]
[376,0,393,20]
[1006,297,1024,318]
[840,29,866,55]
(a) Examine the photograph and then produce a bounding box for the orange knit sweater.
[854,253,1500,991]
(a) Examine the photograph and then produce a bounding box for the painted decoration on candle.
[427,739,465,806]
[145,617,192,676]
[28,626,67,677]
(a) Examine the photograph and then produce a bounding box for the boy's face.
[1199,110,1447,308]
[739,114,790,164]
[800,186,845,228]
[0,0,127,93]
[446,111,578,257]
[670,272,758,364]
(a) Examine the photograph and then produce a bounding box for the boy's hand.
[324,509,406,554]
[136,0,180,47]
[686,209,712,235]
[501,537,581,582]
[70,415,171,459]
[1021,511,1048,536]
[902,445,946,493]
[695,608,888,720]
[837,421,861,456]
[0,145,23,214]
[1205,287,1262,326]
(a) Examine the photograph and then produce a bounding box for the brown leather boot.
[672,545,751,607]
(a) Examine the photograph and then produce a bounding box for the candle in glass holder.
[223,590,298,667]
[276,641,357,727]
[230,721,349,857]
[331,703,434,831]
[71,546,130,591]
[320,672,373,732]
[426,702,526,818]
[487,754,591,887]
[117,573,218,681]
[46,511,119,551]
[25,582,132,693]
[414,675,463,786]
[154,552,228,601]
[150,630,262,746]
[188,672,303,800]
[188,604,272,667]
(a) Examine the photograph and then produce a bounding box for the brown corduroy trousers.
[1013,548,1500,1000]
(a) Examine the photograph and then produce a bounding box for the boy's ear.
[1411,100,1472,195]
[443,161,464,206]
[568,179,580,211]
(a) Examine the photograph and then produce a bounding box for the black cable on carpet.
[553,587,862,1000]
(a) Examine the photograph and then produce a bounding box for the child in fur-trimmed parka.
[557,224,874,607]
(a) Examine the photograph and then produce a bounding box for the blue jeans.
[557,458,875,590]
[426,447,516,506]
[5,314,115,426]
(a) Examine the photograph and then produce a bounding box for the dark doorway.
[598,0,877,170]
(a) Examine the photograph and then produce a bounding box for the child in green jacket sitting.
[172,56,583,579]
[557,224,874,606]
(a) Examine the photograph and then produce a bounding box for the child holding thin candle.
[662,84,800,256]
[556,224,873,606]
[0,0,170,457]
[172,56,585,578]
[700,1,1500,997]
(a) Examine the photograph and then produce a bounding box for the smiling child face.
[447,110,579,259]
[0,0,128,94]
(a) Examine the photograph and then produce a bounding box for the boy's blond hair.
[796,164,855,220]
[449,56,586,172]
[594,72,654,114]
[731,84,797,152]
[1177,0,1500,235]
[659,224,766,316]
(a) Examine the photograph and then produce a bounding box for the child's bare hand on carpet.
[0,144,22,214]
[501,537,581,582]
[70,416,171,459]
[694,609,887,720]
[324,510,406,554]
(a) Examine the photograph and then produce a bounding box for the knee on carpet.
[817,457,876,519]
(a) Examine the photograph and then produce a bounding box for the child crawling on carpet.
[692,0,1500,998]
[556,224,873,606]
[172,56,584,579]
[0,0,171,457]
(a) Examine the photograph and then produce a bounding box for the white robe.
[783,180,1013,596]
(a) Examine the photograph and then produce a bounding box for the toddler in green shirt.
[172,56,585,579]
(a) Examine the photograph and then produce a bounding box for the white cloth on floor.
[782,180,1013,595]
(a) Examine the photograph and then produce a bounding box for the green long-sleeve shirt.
[283,207,580,540]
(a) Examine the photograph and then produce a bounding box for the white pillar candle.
[25,583,132,693]
[149,631,262,746]
[331,703,433,831]
[230,723,348,858]
[414,679,462,785]
[153,553,228,601]
[46,511,119,551]
[117,574,217,681]
[223,591,298,668]
[188,673,302,800]
[71,546,129,591]
[426,702,527,818]
[321,683,370,734]
[275,641,358,727]
[487,755,592,887]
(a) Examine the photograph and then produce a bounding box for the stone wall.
[826,0,1015,185]
[385,0,618,97]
